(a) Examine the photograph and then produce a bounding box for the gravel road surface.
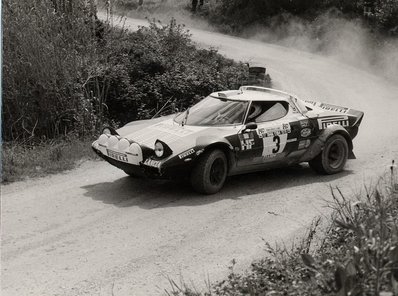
[2,15,398,296]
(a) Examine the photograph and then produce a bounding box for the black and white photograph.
[1,0,398,295]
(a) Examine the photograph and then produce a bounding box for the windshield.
[174,96,249,126]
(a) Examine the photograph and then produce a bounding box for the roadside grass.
[1,137,98,183]
[166,162,398,296]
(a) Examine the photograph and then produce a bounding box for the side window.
[246,101,289,123]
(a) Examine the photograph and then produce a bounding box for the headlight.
[118,138,130,151]
[98,134,108,145]
[108,136,118,147]
[102,127,111,135]
[155,142,164,157]
[129,143,141,155]
[153,140,172,158]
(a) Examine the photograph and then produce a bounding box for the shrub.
[92,19,250,126]
[2,0,100,141]
[2,1,253,181]
[167,162,398,296]
[202,0,398,35]
[2,0,250,141]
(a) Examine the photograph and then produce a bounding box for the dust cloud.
[114,2,398,83]
[242,11,398,83]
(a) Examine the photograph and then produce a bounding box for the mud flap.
[348,150,356,159]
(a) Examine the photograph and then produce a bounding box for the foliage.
[168,162,398,296]
[2,0,249,142]
[2,0,101,141]
[202,0,398,35]
[2,0,251,181]
[371,0,398,33]
[94,19,249,126]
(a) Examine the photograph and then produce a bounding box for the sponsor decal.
[196,149,204,156]
[107,149,128,162]
[317,116,349,129]
[305,100,318,106]
[257,123,291,138]
[298,139,311,150]
[288,98,300,113]
[282,123,291,131]
[300,120,310,128]
[263,153,277,159]
[143,159,162,168]
[319,103,349,113]
[286,138,297,143]
[178,148,195,159]
[239,133,255,150]
[290,103,299,113]
[300,128,312,138]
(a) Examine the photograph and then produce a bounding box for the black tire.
[309,134,349,174]
[190,149,228,194]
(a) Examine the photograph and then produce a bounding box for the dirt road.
[2,15,398,296]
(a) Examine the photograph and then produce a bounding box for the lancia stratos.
[92,86,364,194]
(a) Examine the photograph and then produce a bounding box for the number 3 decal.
[272,136,280,153]
[261,134,287,158]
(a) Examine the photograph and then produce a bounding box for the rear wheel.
[309,134,349,174]
[190,149,228,194]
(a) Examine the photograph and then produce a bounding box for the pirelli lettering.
[317,116,349,129]
[319,103,349,114]
[107,149,128,163]
[178,149,195,159]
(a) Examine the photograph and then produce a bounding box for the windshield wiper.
[182,108,190,126]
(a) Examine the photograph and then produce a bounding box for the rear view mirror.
[243,122,257,132]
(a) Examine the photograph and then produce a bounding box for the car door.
[236,100,300,167]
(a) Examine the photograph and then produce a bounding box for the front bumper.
[92,143,192,179]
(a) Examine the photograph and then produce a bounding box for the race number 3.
[272,136,280,153]
[262,134,287,158]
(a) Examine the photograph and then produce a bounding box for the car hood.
[117,118,237,152]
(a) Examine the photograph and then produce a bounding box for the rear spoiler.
[305,100,364,124]
[304,100,350,114]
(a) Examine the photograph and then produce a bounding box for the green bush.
[167,164,398,296]
[2,0,250,142]
[2,0,100,141]
[91,19,249,126]
[2,1,252,181]
[202,0,398,35]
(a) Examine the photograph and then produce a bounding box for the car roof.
[210,86,298,102]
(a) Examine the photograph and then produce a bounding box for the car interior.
[246,101,289,123]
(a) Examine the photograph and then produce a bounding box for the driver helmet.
[247,103,262,120]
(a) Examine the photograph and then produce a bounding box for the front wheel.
[190,149,228,194]
[309,134,349,174]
